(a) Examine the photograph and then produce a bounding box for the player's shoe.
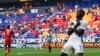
[5,51,8,56]
[5,53,7,56]
[5,51,9,56]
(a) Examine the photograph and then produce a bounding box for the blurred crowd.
[0,5,100,43]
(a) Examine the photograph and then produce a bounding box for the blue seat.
[0,34,3,38]
[97,34,100,37]
[26,33,36,38]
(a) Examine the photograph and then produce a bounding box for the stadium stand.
[0,0,100,48]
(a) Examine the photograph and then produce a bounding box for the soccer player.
[60,9,87,56]
[47,30,52,53]
[4,25,14,56]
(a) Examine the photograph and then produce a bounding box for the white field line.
[17,51,58,55]
[17,52,35,55]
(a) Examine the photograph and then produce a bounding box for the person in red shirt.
[4,25,14,56]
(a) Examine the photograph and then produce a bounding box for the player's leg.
[60,53,68,56]
[76,53,83,56]
[6,40,11,56]
[60,43,72,56]
[47,39,51,53]
[4,43,8,56]
[4,40,8,56]
[4,44,7,52]
[73,43,84,56]
[7,42,11,53]
[48,42,51,53]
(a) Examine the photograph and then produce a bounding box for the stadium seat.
[42,31,49,37]
[59,33,66,39]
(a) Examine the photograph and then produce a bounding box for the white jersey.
[61,19,87,54]
[68,20,87,43]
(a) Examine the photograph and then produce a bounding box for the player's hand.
[74,21,80,28]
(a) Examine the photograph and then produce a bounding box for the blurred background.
[0,0,100,48]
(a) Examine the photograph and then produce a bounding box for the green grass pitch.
[0,48,100,56]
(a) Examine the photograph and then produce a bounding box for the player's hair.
[7,25,10,29]
[32,27,35,30]
[76,9,85,19]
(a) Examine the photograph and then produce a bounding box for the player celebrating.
[4,25,14,56]
[60,9,87,56]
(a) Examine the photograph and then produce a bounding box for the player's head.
[32,27,35,30]
[76,9,85,20]
[7,25,10,29]
[48,30,50,33]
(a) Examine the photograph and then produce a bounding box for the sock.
[7,48,10,53]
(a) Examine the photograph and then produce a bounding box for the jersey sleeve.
[68,20,76,28]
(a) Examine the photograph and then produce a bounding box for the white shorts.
[61,41,83,55]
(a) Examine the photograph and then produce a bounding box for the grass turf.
[0,48,100,56]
